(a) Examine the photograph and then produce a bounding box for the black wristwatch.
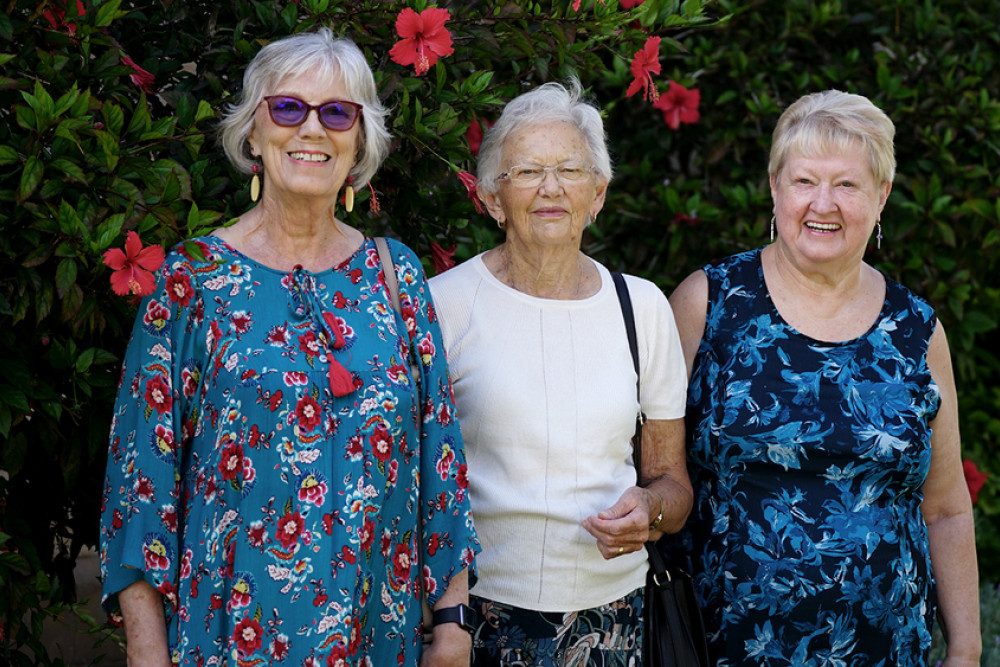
[432,603,477,634]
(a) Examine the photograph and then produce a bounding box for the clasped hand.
[581,486,652,559]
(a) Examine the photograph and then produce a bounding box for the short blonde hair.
[769,90,896,185]
[218,28,390,189]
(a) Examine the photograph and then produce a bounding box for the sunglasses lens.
[319,102,359,130]
[268,97,308,126]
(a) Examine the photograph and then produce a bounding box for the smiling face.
[248,70,360,208]
[770,141,891,268]
[481,121,607,252]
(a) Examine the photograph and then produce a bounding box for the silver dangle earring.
[770,215,776,242]
[876,221,883,250]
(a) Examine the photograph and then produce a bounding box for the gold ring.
[617,546,624,556]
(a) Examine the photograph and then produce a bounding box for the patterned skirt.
[469,588,644,667]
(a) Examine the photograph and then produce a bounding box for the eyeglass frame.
[496,160,598,188]
[262,95,364,132]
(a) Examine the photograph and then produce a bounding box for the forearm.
[432,567,469,611]
[927,511,981,662]
[118,579,171,667]
[642,475,693,539]
[422,567,472,666]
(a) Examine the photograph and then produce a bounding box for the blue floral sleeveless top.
[679,248,941,666]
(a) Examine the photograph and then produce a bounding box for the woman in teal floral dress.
[669,90,980,666]
[100,30,478,667]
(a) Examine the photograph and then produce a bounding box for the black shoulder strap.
[611,271,645,484]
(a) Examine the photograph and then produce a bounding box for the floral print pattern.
[469,590,643,667]
[100,236,478,666]
[674,248,941,666]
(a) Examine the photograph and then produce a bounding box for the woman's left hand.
[420,624,472,666]
[582,486,654,559]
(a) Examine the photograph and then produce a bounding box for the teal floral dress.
[676,248,940,666]
[100,236,478,666]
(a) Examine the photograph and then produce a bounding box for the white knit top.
[429,254,687,611]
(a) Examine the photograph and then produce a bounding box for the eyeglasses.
[263,96,363,131]
[497,161,596,188]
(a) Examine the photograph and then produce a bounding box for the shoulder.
[882,271,936,323]
[374,236,422,271]
[428,255,483,295]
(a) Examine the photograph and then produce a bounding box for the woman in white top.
[429,79,692,666]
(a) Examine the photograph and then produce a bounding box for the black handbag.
[611,271,710,667]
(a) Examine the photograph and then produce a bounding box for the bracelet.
[648,490,665,530]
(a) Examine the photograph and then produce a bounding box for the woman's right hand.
[118,579,172,667]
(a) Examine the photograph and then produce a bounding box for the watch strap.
[432,603,477,633]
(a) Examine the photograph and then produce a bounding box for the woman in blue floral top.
[669,90,980,666]
[99,30,478,667]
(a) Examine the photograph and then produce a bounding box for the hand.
[420,622,472,666]
[581,486,652,559]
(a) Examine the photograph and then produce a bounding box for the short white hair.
[476,79,613,195]
[218,28,390,189]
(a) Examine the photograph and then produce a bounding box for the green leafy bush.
[589,0,1000,581]
[2,0,998,662]
[0,0,713,661]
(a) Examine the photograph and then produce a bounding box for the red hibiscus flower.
[653,80,701,130]
[466,117,492,155]
[233,616,264,656]
[389,7,455,76]
[43,0,85,36]
[964,459,988,503]
[276,511,304,551]
[295,395,323,431]
[457,171,485,215]
[103,231,165,297]
[625,36,661,102]
[430,242,457,275]
[621,0,646,7]
[144,374,172,414]
[122,54,155,94]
